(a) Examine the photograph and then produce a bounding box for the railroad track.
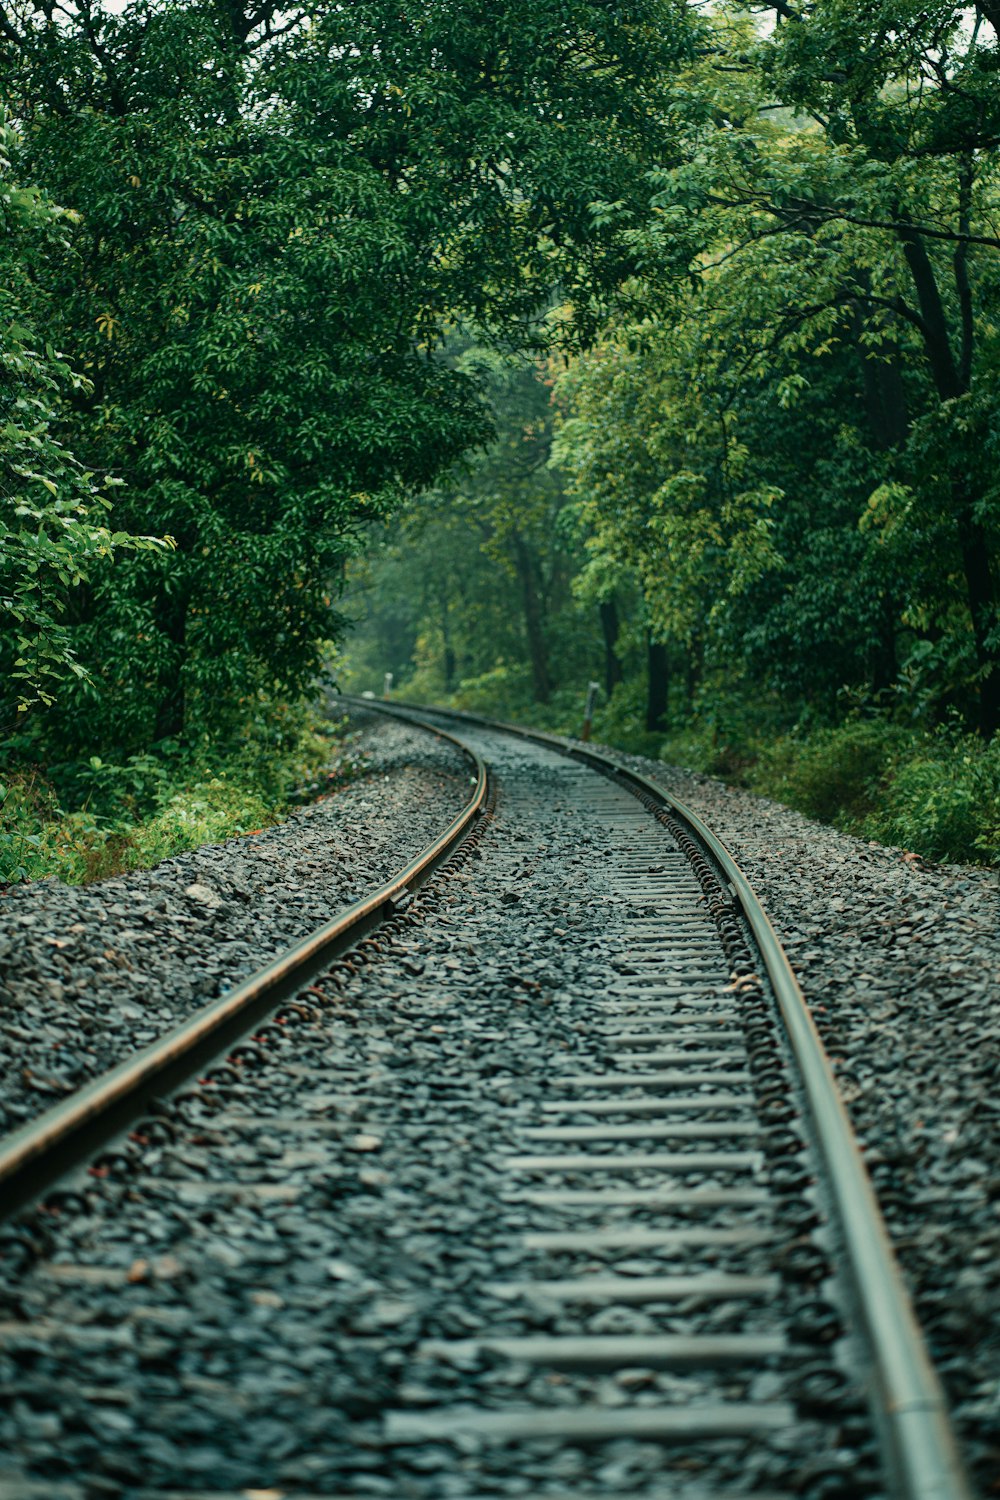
[0,701,973,1499]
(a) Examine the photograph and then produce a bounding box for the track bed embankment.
[0,707,989,1495]
[0,711,469,1137]
[609,745,1000,1473]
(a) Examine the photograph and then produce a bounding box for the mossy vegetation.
[0,707,354,887]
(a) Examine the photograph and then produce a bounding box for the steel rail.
[0,721,488,1223]
[347,694,972,1500]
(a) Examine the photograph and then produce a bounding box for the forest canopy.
[3,0,1000,869]
[1,0,688,749]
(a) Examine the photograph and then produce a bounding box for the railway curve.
[0,700,976,1499]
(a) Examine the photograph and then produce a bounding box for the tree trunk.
[899,227,999,734]
[511,530,552,704]
[439,595,456,691]
[870,595,898,696]
[646,637,669,732]
[686,637,702,710]
[956,496,1000,736]
[599,599,623,697]
[898,229,964,402]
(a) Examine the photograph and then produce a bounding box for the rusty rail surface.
[0,717,488,1221]
[349,693,972,1500]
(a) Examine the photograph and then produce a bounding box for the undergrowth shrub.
[750,719,910,824]
[448,662,534,718]
[657,722,758,779]
[0,772,54,884]
[591,681,665,758]
[649,701,998,866]
[0,702,351,887]
[863,735,1000,863]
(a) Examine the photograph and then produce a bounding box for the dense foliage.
[1,0,686,755]
[1,115,168,724]
[347,0,1000,861]
[3,0,999,872]
[554,0,1000,738]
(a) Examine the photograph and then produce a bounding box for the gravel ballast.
[602,741,1000,1488]
[0,709,471,1136]
[0,721,872,1499]
[0,706,995,1493]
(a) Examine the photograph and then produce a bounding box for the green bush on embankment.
[654,715,1000,867]
[0,704,357,887]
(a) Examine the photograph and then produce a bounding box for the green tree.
[643,0,1000,731]
[550,0,1000,737]
[0,115,166,729]
[2,0,691,753]
[552,306,786,720]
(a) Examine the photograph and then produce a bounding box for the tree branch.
[707,189,1000,251]
[954,156,975,386]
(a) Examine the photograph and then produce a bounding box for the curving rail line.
[349,695,973,1500]
[0,696,974,1500]
[0,716,487,1221]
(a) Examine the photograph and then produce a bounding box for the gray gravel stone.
[0,720,868,1499]
[0,710,469,1135]
[601,737,1000,1489]
[7,710,993,1494]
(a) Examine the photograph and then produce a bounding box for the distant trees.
[347,350,587,708]
[1,0,688,754]
[353,0,1000,743]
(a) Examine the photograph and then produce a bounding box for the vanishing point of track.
[0,700,973,1499]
